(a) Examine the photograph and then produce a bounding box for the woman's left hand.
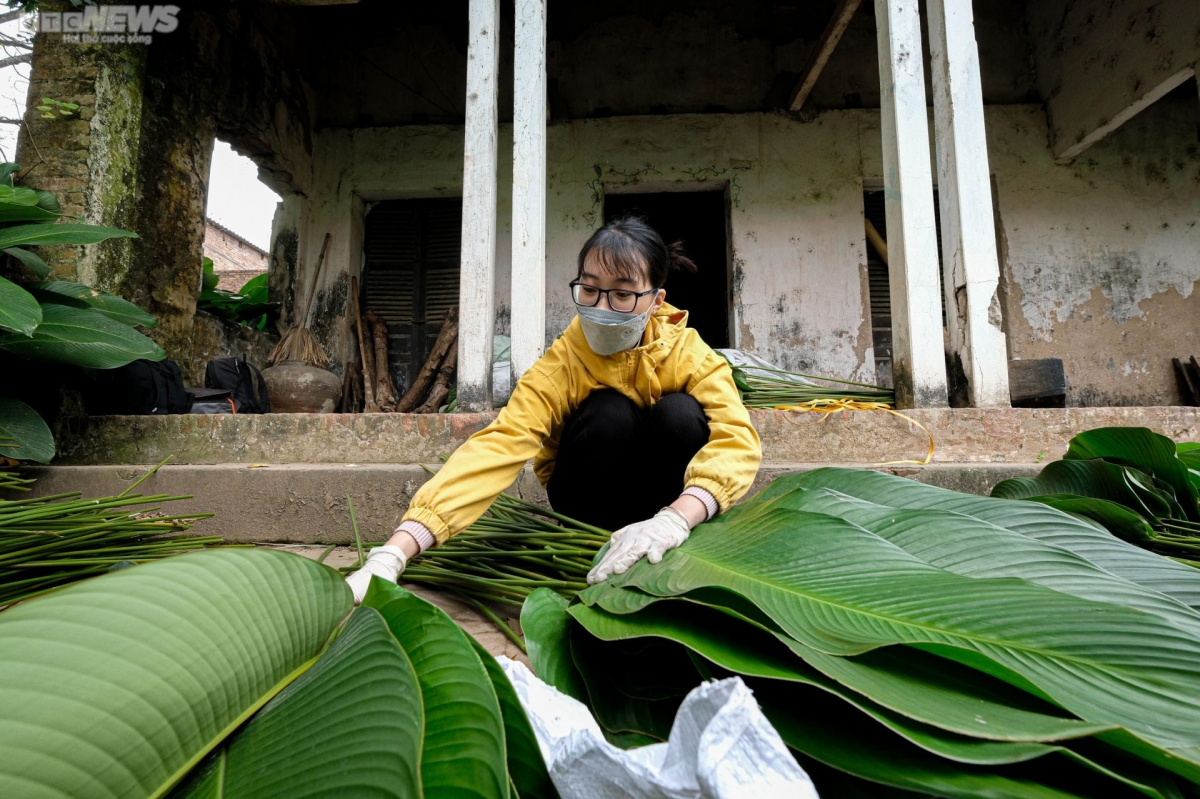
[587,507,691,584]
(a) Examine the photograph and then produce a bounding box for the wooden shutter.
[363,199,462,393]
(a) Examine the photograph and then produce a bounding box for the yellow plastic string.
[772,398,935,466]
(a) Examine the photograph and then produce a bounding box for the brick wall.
[203,219,268,291]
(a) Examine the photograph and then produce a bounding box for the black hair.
[576,214,698,289]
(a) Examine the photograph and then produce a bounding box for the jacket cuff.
[394,520,436,553]
[401,507,452,546]
[681,486,720,520]
[684,476,733,514]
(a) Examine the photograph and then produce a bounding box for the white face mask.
[577,303,655,355]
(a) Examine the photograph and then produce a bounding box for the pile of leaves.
[523,466,1200,797]
[0,161,161,464]
[0,548,557,798]
[993,427,1200,566]
[197,257,278,330]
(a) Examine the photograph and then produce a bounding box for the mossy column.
[16,28,146,287]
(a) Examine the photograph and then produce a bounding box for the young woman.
[346,215,762,603]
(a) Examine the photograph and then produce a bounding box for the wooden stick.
[339,359,363,413]
[416,338,458,413]
[397,307,460,413]
[368,310,400,410]
[302,232,333,329]
[865,218,888,266]
[350,276,380,413]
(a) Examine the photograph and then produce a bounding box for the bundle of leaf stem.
[0,476,221,606]
[339,492,609,651]
[730,364,895,409]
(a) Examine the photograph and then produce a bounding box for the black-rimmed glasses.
[570,280,659,314]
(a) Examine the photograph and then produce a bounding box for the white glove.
[345,545,408,605]
[587,508,691,585]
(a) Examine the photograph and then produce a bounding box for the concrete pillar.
[928,0,1010,408]
[510,0,547,380]
[873,0,948,408]
[458,0,501,412]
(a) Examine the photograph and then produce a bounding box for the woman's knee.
[649,392,708,446]
[572,389,641,434]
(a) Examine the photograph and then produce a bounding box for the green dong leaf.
[0,396,54,463]
[32,280,157,328]
[0,276,40,336]
[0,303,164,368]
[0,548,353,799]
[4,246,50,277]
[0,222,137,249]
[171,606,424,799]
[1066,427,1200,522]
[364,579,509,799]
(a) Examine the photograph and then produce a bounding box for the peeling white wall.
[301,112,876,382]
[288,97,1200,405]
[985,99,1200,405]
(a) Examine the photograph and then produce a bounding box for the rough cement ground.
[264,543,528,663]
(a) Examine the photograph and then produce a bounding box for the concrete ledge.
[53,407,1200,466]
[12,462,1043,544]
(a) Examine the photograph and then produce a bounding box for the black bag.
[89,359,193,415]
[204,356,270,414]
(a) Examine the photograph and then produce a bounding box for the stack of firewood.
[340,303,459,414]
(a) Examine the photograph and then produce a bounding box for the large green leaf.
[467,635,560,799]
[172,607,424,799]
[993,459,1182,521]
[0,205,62,223]
[1066,427,1200,521]
[0,275,40,335]
[521,588,590,703]
[0,303,164,368]
[772,468,1200,610]
[0,222,137,249]
[0,548,352,798]
[3,246,50,277]
[365,580,509,799]
[0,184,41,206]
[743,485,1200,640]
[0,397,54,463]
[1022,495,1159,544]
[33,280,157,328]
[586,507,1200,781]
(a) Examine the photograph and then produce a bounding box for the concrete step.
[13,461,1043,544]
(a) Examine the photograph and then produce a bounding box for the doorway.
[362,198,462,394]
[603,191,730,349]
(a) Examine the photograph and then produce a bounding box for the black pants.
[547,390,710,532]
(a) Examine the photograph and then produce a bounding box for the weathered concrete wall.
[183,310,279,385]
[303,113,876,382]
[983,100,1200,406]
[1029,0,1200,160]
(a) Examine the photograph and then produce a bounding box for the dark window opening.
[603,191,730,349]
[862,189,946,389]
[363,198,462,394]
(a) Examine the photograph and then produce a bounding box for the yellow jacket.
[402,303,763,543]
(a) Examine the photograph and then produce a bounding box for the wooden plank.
[927,0,1009,408]
[1009,359,1065,407]
[397,308,459,413]
[874,0,947,408]
[511,0,548,380]
[458,0,500,412]
[788,0,862,111]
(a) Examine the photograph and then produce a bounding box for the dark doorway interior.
[362,198,462,394]
[604,191,730,349]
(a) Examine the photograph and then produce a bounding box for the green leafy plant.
[0,547,557,798]
[993,427,1200,565]
[196,257,278,330]
[523,466,1200,797]
[0,162,157,463]
[35,98,79,119]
